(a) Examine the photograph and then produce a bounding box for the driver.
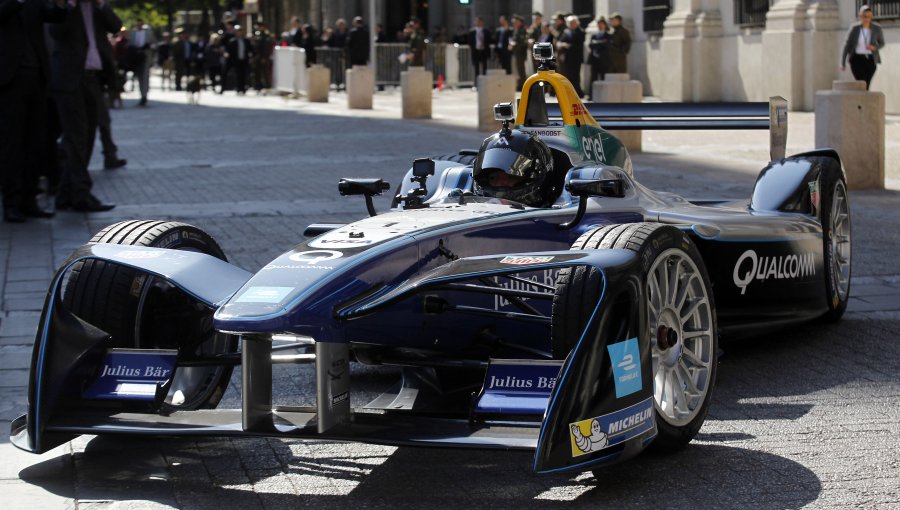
[472,128,559,207]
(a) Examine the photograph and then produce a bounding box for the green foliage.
[114,2,168,30]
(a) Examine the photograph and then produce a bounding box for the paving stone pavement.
[1,83,899,509]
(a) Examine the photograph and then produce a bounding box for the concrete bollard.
[401,66,432,119]
[815,80,885,190]
[592,73,643,152]
[477,69,516,132]
[346,65,374,109]
[306,64,330,102]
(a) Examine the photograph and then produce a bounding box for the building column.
[658,0,699,102]
[802,0,841,110]
[691,5,723,101]
[762,0,808,110]
[533,0,573,17]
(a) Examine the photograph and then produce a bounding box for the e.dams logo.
[732,249,815,295]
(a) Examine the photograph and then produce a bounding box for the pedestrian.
[537,22,554,45]
[468,17,490,79]
[0,0,67,222]
[205,33,224,92]
[375,22,387,43]
[407,19,425,67]
[48,0,120,213]
[96,22,126,169]
[510,14,528,90]
[157,31,173,90]
[346,16,369,66]
[225,25,253,95]
[608,12,631,74]
[494,15,511,74]
[587,17,610,98]
[328,18,347,48]
[288,15,302,47]
[301,24,318,66]
[529,11,543,45]
[128,18,155,106]
[841,4,884,90]
[252,23,274,91]
[551,12,566,40]
[172,27,194,91]
[556,15,585,98]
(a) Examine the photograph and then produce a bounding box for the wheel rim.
[647,248,714,427]
[134,275,232,409]
[830,181,851,301]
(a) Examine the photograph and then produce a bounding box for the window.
[643,0,671,34]
[734,0,772,27]
[857,1,900,20]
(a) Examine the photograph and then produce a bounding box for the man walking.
[48,0,120,212]
[0,0,67,222]
[129,18,155,105]
[468,17,490,80]
[608,13,631,74]
[225,25,253,94]
[511,14,528,90]
[494,15,511,74]
[346,16,369,66]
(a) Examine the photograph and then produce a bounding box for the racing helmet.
[473,129,556,207]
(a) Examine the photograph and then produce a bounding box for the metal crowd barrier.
[316,47,346,89]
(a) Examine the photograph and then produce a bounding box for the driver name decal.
[732,249,815,295]
[569,397,654,458]
[499,256,554,265]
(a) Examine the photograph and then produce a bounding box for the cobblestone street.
[1,84,899,509]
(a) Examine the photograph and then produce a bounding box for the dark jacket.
[588,31,610,64]
[557,27,584,71]
[608,25,631,73]
[494,26,510,55]
[346,25,369,63]
[47,0,121,92]
[468,26,492,52]
[842,23,885,65]
[0,0,67,86]
[226,36,253,64]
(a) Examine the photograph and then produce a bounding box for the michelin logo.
[569,397,654,458]
[732,249,815,295]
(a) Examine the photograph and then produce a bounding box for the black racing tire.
[815,157,852,323]
[551,222,718,451]
[63,220,235,411]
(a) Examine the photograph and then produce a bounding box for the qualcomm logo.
[732,249,815,295]
[288,250,343,265]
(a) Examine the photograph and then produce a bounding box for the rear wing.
[546,97,788,160]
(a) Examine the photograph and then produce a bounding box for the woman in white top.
[841,5,885,90]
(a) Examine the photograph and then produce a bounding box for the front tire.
[551,223,718,450]
[63,220,236,411]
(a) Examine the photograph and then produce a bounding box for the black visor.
[475,148,535,182]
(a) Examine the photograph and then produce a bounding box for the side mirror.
[338,178,390,217]
[565,179,626,198]
[413,158,435,178]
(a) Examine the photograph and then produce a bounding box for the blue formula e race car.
[12,45,852,475]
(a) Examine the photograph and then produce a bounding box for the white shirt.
[133,29,145,48]
[476,28,484,50]
[856,27,871,55]
[237,38,245,60]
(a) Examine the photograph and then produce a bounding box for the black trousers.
[472,49,488,77]
[497,49,511,74]
[232,60,249,92]
[97,91,117,160]
[54,72,102,203]
[0,67,47,208]
[849,54,877,90]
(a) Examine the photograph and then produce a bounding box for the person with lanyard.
[841,4,884,90]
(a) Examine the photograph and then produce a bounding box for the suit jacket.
[129,25,156,54]
[346,25,369,63]
[225,36,253,65]
[0,0,67,86]
[494,26,510,55]
[843,23,884,65]
[47,0,121,92]
[468,26,491,53]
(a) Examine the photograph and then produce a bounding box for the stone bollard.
[306,64,330,103]
[592,73,643,152]
[815,80,885,190]
[346,65,374,109]
[477,69,516,132]
[401,66,432,119]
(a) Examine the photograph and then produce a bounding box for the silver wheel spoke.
[681,344,709,368]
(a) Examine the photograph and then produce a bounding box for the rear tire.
[551,223,718,450]
[63,220,235,411]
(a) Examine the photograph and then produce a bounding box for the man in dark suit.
[346,16,369,66]
[48,0,120,212]
[556,15,585,98]
[0,0,67,222]
[468,17,490,80]
[494,15,511,74]
[225,25,253,95]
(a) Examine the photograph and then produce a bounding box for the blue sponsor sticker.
[234,286,294,303]
[83,349,178,401]
[569,397,654,457]
[607,337,642,398]
[474,359,563,415]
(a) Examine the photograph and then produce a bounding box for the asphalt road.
[1,85,899,509]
